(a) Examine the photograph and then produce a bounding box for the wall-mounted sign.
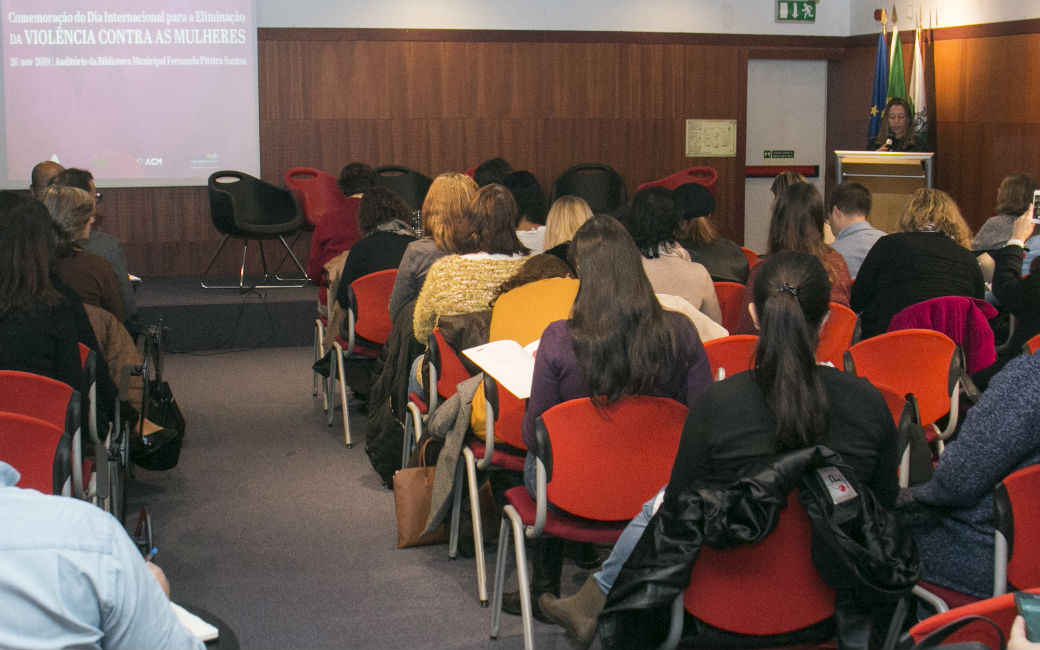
[685,119,737,157]
[763,150,795,159]
[777,1,816,23]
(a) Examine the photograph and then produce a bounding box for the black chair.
[373,165,432,213]
[202,170,307,290]
[550,163,627,214]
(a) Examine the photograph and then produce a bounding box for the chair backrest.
[713,281,746,333]
[871,382,921,489]
[347,269,398,346]
[489,278,578,346]
[888,296,997,374]
[844,329,958,427]
[0,412,70,495]
[283,167,350,230]
[994,464,1040,592]
[539,396,688,521]
[685,492,835,635]
[373,165,432,212]
[550,163,626,214]
[816,302,858,367]
[483,378,526,451]
[1025,332,1040,355]
[740,247,760,269]
[635,166,718,194]
[208,170,303,236]
[907,589,1040,647]
[703,335,758,381]
[428,328,473,403]
[0,370,77,433]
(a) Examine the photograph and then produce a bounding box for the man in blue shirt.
[0,461,204,650]
[827,181,886,280]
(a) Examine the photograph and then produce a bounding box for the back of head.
[421,172,478,252]
[625,187,680,258]
[48,168,94,194]
[898,188,972,248]
[357,185,412,235]
[569,214,677,404]
[337,162,377,196]
[474,157,512,187]
[30,161,64,197]
[829,181,872,218]
[544,195,592,249]
[673,182,718,246]
[768,182,827,256]
[770,171,808,198]
[40,185,94,252]
[751,250,831,450]
[0,192,59,312]
[460,184,527,255]
[995,173,1038,216]
[502,171,547,225]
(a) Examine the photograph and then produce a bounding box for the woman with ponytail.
[539,251,898,650]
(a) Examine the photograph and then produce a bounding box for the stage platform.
[135,276,318,353]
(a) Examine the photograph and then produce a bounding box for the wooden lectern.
[834,151,934,233]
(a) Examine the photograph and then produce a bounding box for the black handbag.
[133,379,186,471]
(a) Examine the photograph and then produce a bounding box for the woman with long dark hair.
[539,251,898,649]
[500,214,713,620]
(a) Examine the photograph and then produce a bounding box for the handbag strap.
[911,614,1006,650]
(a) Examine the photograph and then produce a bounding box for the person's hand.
[147,560,171,598]
[1012,204,1037,243]
[1009,615,1040,649]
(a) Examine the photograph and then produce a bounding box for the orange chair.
[635,166,718,195]
[816,302,858,367]
[844,329,963,451]
[328,269,398,447]
[713,281,746,333]
[906,589,1040,648]
[659,493,834,649]
[994,464,1040,596]
[490,396,688,650]
[741,247,760,270]
[0,412,71,495]
[1025,332,1040,355]
[871,382,922,489]
[703,335,757,381]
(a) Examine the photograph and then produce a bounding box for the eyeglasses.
[95,191,104,203]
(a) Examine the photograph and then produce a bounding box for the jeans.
[594,488,665,594]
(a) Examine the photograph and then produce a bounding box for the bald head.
[31,161,65,198]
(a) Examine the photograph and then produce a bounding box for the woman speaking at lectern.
[871,97,928,152]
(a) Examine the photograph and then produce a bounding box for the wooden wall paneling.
[616,44,686,119]
[305,41,391,120]
[387,42,479,118]
[542,43,619,119]
[259,40,306,120]
[932,39,964,124]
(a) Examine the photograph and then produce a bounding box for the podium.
[834,151,934,233]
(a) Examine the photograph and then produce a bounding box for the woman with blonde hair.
[851,188,985,338]
[388,172,478,319]
[543,195,593,265]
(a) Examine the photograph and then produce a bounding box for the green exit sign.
[777,1,816,22]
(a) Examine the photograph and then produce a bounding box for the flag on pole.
[887,23,907,102]
[908,24,928,142]
[868,29,889,141]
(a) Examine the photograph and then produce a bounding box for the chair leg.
[336,344,351,448]
[491,515,511,640]
[449,459,465,559]
[274,234,309,284]
[200,234,236,289]
[490,505,534,649]
[463,447,490,606]
[313,319,324,399]
[403,402,423,469]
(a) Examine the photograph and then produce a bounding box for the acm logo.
[137,157,163,166]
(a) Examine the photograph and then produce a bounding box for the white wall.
[847,0,1040,35]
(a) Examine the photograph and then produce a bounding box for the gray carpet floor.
[126,346,594,649]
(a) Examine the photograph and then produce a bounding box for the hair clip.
[779,283,800,297]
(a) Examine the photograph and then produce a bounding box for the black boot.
[501,537,565,623]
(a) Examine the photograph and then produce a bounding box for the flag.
[868,29,889,141]
[887,24,907,102]
[908,24,928,142]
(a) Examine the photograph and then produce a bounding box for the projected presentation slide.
[0,0,258,188]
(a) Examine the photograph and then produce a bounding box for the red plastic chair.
[994,464,1040,596]
[284,167,352,232]
[0,412,70,495]
[327,269,398,447]
[635,166,718,195]
[403,327,475,464]
[491,396,688,649]
[658,493,834,648]
[1024,332,1040,355]
[844,329,962,451]
[741,247,760,270]
[816,302,858,367]
[871,382,922,489]
[907,589,1040,648]
[713,281,746,333]
[703,335,758,381]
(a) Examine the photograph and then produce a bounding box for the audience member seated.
[503,171,548,254]
[623,187,723,325]
[851,188,985,339]
[827,181,885,279]
[412,184,529,345]
[473,157,512,187]
[539,251,898,649]
[770,170,808,212]
[870,97,928,152]
[895,348,1040,598]
[673,181,749,284]
[735,182,852,334]
[44,166,141,335]
[389,172,478,320]
[500,213,713,621]
[0,461,205,650]
[542,195,593,270]
[306,162,376,307]
[972,173,1038,254]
